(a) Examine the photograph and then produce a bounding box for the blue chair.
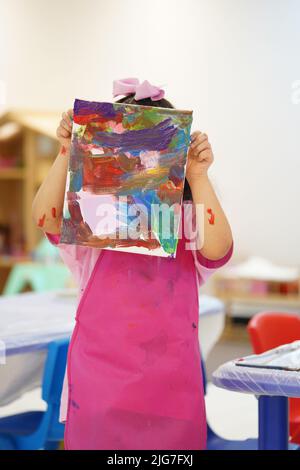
[0,338,69,450]
[3,238,71,296]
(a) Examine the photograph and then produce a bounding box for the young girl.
[32,78,233,450]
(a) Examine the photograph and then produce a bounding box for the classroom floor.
[205,323,258,440]
[0,322,258,443]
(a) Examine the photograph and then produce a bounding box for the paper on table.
[235,341,300,371]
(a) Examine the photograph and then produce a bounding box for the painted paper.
[60,99,193,257]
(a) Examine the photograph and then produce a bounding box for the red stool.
[248,312,300,444]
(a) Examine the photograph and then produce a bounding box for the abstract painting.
[60,99,193,257]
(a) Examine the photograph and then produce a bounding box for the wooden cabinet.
[0,110,61,291]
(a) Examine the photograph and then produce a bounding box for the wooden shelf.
[215,290,300,307]
[214,273,300,311]
[0,255,31,268]
[0,168,25,179]
[0,110,61,293]
[0,110,61,140]
[0,110,59,262]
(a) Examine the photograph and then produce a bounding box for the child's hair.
[115,94,192,201]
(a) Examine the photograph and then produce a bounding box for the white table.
[0,290,225,406]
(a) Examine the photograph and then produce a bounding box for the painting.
[60,99,193,257]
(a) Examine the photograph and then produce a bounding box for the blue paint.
[70,170,83,192]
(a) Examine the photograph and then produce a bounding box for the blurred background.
[0,0,299,449]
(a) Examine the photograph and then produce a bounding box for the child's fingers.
[60,127,71,138]
[65,109,73,125]
[62,112,72,129]
[196,151,210,161]
[190,133,199,144]
[59,120,71,133]
[190,130,201,140]
[194,141,211,154]
[57,126,71,139]
[65,110,73,130]
[195,133,208,144]
[190,138,208,152]
[59,111,72,131]
[190,132,208,148]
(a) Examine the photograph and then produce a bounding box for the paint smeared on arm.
[32,127,70,235]
[38,213,46,227]
[207,208,215,225]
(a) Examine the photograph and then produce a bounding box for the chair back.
[247,312,300,353]
[42,338,69,405]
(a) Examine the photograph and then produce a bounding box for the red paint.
[83,158,125,189]
[157,181,181,205]
[52,207,56,218]
[207,208,215,225]
[74,112,123,126]
[61,146,67,155]
[38,214,46,227]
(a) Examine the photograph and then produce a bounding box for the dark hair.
[115,94,192,201]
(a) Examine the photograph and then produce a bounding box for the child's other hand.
[186,131,214,183]
[56,109,73,151]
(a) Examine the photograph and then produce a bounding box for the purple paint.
[169,164,184,186]
[74,99,117,119]
[71,399,80,409]
[93,118,177,152]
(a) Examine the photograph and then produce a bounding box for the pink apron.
[64,234,207,450]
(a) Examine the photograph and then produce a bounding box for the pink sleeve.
[46,233,61,245]
[45,232,101,424]
[45,232,92,288]
[193,242,233,286]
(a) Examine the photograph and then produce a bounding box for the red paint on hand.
[61,146,67,155]
[38,214,46,227]
[51,207,56,218]
[207,208,215,225]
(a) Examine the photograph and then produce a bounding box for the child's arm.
[32,110,73,234]
[187,131,233,260]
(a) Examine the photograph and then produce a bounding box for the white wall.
[0,0,299,264]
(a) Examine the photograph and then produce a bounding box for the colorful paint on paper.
[60,99,193,257]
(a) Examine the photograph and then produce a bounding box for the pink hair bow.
[113,78,165,101]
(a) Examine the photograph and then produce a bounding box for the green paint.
[122,108,169,131]
[75,125,86,139]
[63,207,71,220]
[152,206,178,255]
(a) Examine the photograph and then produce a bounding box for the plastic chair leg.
[259,396,289,450]
[44,440,60,450]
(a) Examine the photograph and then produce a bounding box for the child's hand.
[56,109,73,151]
[186,131,214,183]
